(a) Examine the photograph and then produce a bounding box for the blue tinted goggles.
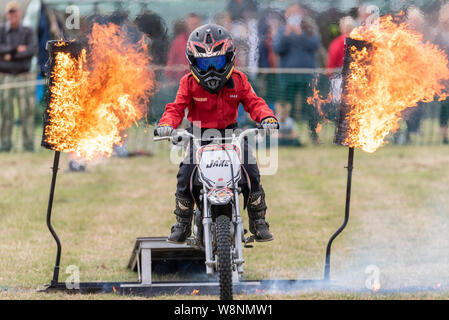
[196,55,226,71]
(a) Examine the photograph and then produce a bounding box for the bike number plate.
[197,145,241,188]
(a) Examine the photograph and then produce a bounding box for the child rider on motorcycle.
[155,24,279,244]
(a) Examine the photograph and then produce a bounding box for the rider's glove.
[261,117,279,135]
[155,124,174,137]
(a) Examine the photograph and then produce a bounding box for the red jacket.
[326,34,346,69]
[159,69,276,129]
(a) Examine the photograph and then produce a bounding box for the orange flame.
[307,76,332,133]
[372,280,381,292]
[44,23,155,160]
[191,289,200,295]
[344,15,449,152]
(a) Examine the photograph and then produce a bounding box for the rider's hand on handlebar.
[155,124,174,137]
[260,117,279,135]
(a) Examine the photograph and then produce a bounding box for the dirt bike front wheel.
[216,214,233,300]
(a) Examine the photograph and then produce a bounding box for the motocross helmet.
[186,24,235,94]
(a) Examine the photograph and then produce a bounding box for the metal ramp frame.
[126,236,209,286]
[125,236,247,287]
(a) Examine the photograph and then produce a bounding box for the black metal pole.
[324,147,354,281]
[46,151,62,285]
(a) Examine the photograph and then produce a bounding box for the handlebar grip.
[153,136,170,142]
[256,123,280,130]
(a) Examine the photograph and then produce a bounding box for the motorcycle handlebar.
[153,136,171,142]
[153,126,264,148]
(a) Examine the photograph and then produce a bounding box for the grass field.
[1,143,449,300]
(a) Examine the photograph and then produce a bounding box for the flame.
[372,280,381,292]
[45,23,155,160]
[343,15,449,152]
[307,76,333,134]
[191,289,200,295]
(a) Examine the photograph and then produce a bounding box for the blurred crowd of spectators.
[1,0,449,154]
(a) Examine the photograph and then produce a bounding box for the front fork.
[202,186,215,275]
[233,188,245,274]
[201,186,245,276]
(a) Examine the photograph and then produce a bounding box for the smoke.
[258,161,449,296]
[256,199,449,296]
[330,192,449,292]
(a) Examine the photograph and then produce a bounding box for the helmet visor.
[196,55,226,72]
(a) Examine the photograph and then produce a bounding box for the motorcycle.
[154,127,263,300]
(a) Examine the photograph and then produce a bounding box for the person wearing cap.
[0,1,37,152]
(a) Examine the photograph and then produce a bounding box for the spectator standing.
[227,0,258,22]
[324,16,356,127]
[165,19,189,83]
[273,3,321,144]
[225,1,259,70]
[165,13,202,84]
[400,7,432,144]
[215,11,233,31]
[257,9,283,106]
[0,1,37,152]
[134,11,169,123]
[135,10,169,67]
[229,16,249,68]
[435,3,449,144]
[215,11,250,67]
[356,4,373,27]
[163,14,201,129]
[326,16,356,71]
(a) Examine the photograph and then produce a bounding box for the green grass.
[1,143,449,300]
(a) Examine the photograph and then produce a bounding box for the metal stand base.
[40,279,340,297]
[40,235,341,297]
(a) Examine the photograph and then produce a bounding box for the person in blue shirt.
[273,4,321,144]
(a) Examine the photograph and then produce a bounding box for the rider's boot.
[247,188,274,242]
[167,195,194,244]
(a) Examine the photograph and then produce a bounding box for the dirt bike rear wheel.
[216,214,233,300]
